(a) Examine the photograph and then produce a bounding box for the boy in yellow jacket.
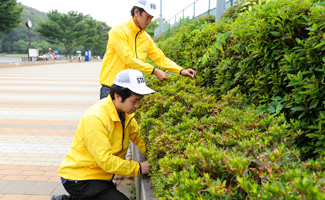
[52,69,154,200]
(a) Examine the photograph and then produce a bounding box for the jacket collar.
[106,96,134,123]
[129,18,143,35]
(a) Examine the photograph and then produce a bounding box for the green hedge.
[140,0,325,198]
[156,0,325,157]
[137,76,324,199]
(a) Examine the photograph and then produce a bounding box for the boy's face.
[117,93,144,114]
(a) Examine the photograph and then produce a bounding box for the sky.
[17,0,217,27]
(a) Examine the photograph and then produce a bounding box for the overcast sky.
[17,0,217,27]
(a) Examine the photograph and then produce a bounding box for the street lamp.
[25,19,32,61]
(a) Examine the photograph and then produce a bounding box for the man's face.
[134,9,154,30]
[119,93,144,114]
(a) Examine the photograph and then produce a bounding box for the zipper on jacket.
[135,30,141,59]
[118,116,134,156]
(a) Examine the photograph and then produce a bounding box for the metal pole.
[159,0,163,35]
[215,0,218,22]
[216,0,225,21]
[208,0,211,15]
[27,27,31,61]
[28,28,31,49]
[193,1,196,17]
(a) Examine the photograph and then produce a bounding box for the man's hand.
[140,161,152,174]
[181,69,197,78]
[153,68,171,81]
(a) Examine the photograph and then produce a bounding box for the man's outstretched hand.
[153,68,197,80]
[181,69,197,78]
[153,68,172,81]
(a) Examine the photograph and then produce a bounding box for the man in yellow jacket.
[100,0,197,99]
[52,69,154,200]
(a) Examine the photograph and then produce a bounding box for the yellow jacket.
[58,96,146,181]
[100,18,183,87]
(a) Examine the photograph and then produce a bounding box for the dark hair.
[109,84,134,102]
[130,6,145,17]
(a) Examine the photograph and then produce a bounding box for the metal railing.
[154,0,237,37]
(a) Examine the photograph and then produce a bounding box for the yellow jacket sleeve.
[147,36,183,74]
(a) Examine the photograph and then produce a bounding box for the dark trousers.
[100,85,110,100]
[61,180,129,200]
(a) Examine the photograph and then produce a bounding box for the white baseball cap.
[113,69,155,95]
[134,0,159,18]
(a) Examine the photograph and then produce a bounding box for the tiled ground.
[0,62,133,199]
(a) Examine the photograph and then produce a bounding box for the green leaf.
[221,34,226,44]
[312,23,317,31]
[314,41,325,49]
[267,106,276,113]
[211,45,217,55]
[270,31,281,37]
[224,31,232,40]
[214,41,223,52]
[295,38,304,45]
[284,54,292,63]
[307,125,319,130]
[306,133,321,139]
[319,120,322,131]
[309,99,319,109]
[216,33,223,42]
[272,96,282,101]
[291,106,306,111]
[298,71,303,81]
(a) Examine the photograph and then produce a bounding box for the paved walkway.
[0,61,133,199]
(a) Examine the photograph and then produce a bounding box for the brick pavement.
[0,62,133,199]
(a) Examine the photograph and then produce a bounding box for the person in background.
[52,69,154,200]
[99,0,197,99]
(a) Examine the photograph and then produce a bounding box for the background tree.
[36,10,111,58]
[79,16,97,54]
[94,21,110,57]
[12,39,27,53]
[146,19,159,37]
[0,4,110,56]
[0,5,63,55]
[36,10,88,58]
[0,0,23,36]
[81,20,110,57]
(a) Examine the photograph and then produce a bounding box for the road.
[0,61,133,199]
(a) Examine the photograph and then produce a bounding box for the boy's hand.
[140,161,152,174]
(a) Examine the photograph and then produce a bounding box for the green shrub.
[141,0,325,198]
[137,76,324,199]
[156,15,221,70]
[156,0,325,157]
[215,0,324,157]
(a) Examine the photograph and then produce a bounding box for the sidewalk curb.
[131,143,156,200]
